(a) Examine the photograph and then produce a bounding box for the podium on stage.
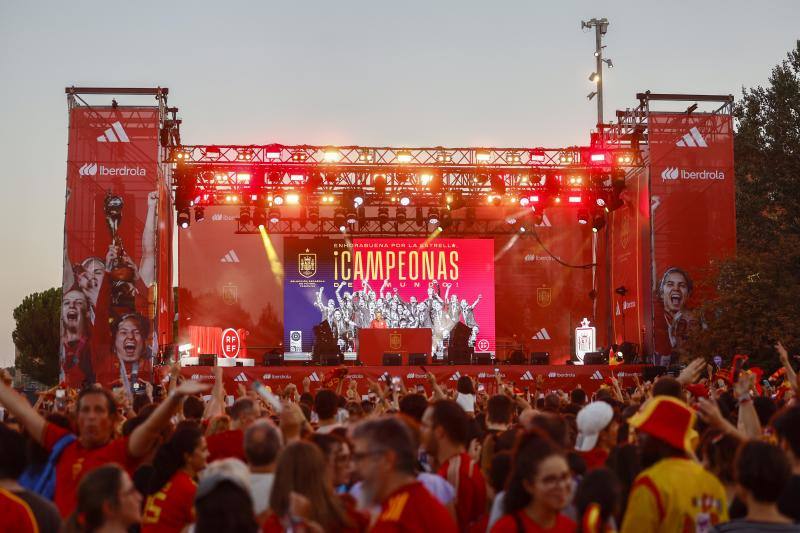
[358,328,432,366]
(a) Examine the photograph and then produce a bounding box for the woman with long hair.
[64,464,142,533]
[263,440,367,532]
[141,424,208,532]
[490,430,576,532]
[308,432,354,492]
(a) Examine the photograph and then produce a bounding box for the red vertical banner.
[648,112,735,360]
[62,107,162,388]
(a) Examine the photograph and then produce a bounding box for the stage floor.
[163,364,647,395]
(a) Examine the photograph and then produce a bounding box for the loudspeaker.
[643,366,667,382]
[474,352,492,365]
[583,351,608,365]
[409,353,428,366]
[198,354,216,366]
[509,350,527,365]
[531,352,550,365]
[263,351,283,366]
[383,353,402,366]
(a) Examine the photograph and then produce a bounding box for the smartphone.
[55,389,66,399]
[392,376,401,386]
[477,384,485,392]
[253,381,283,413]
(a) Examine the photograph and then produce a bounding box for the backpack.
[18,433,76,500]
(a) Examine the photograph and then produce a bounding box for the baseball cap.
[575,401,614,452]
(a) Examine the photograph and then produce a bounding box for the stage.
[162,364,648,396]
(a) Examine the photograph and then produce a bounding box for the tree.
[12,287,61,386]
[687,44,800,368]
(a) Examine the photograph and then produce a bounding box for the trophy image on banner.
[104,191,137,312]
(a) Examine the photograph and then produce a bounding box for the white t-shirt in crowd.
[456,392,476,413]
[249,472,275,515]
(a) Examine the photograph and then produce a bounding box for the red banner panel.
[61,107,163,388]
[648,113,735,359]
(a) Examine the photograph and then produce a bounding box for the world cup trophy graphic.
[104,191,137,311]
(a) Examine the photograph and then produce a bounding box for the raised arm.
[314,287,325,310]
[443,283,451,302]
[0,370,46,444]
[470,294,482,309]
[139,191,158,287]
[776,341,798,394]
[379,279,389,300]
[335,283,345,308]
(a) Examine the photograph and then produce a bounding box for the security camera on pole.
[581,17,612,128]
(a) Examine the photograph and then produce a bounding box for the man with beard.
[60,287,95,385]
[351,417,456,532]
[656,267,698,360]
[421,400,487,531]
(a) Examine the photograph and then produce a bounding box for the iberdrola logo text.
[78,162,147,177]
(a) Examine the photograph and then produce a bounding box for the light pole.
[582,18,611,127]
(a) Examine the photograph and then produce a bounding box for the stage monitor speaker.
[643,366,667,382]
[383,353,402,366]
[198,354,216,366]
[263,351,283,367]
[583,351,608,365]
[409,353,428,366]
[509,350,527,365]
[474,352,492,365]
[531,352,550,365]
[321,353,342,366]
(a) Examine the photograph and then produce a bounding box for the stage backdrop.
[648,112,735,360]
[62,107,166,388]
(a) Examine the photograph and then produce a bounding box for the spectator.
[575,402,617,470]
[64,464,142,533]
[194,458,257,533]
[711,440,799,532]
[351,417,457,532]
[621,396,728,532]
[183,395,205,421]
[244,419,282,517]
[206,397,257,462]
[491,430,575,532]
[398,393,428,422]
[142,424,208,532]
[206,414,232,436]
[314,389,343,434]
[456,376,476,415]
[422,399,487,531]
[0,424,62,532]
[309,432,354,492]
[771,405,800,522]
[574,468,621,533]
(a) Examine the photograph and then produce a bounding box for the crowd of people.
[0,342,799,532]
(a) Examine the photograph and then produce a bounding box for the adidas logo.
[308,372,321,382]
[533,328,551,340]
[675,127,707,148]
[520,370,535,381]
[78,163,98,176]
[615,302,621,316]
[661,167,679,180]
[449,371,462,381]
[234,372,248,383]
[220,250,240,263]
[535,213,553,228]
[97,121,130,143]
[590,370,604,380]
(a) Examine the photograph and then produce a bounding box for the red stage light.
[568,196,582,203]
[530,150,546,163]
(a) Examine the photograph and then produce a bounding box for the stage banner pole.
[61,106,161,389]
[647,112,736,363]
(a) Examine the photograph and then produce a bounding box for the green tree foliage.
[12,287,61,386]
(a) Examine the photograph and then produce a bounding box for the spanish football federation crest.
[222,283,238,305]
[536,286,552,307]
[298,249,317,278]
[389,331,402,350]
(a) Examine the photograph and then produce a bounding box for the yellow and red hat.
[628,396,696,454]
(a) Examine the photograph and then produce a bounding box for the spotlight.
[273,195,284,206]
[508,151,521,164]
[285,192,300,205]
[339,225,347,233]
[253,207,266,227]
[373,174,387,195]
[346,209,358,225]
[436,150,452,163]
[308,207,320,224]
[265,145,282,159]
[427,208,440,225]
[268,208,280,224]
[587,91,598,101]
[396,207,407,224]
[353,195,364,208]
[290,151,308,162]
[334,208,346,227]
[399,196,410,206]
[378,207,390,224]
[476,150,491,163]
[558,153,574,164]
[505,211,517,225]
[323,147,341,162]
[396,150,413,164]
[239,207,251,225]
[568,176,584,186]
[177,209,190,229]
[194,206,205,222]
[358,149,374,163]
[568,196,582,203]
[530,150,546,163]
[592,214,606,233]
[577,209,590,225]
[589,72,600,82]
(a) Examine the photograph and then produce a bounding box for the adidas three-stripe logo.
[449,371,462,381]
[234,372,248,383]
[520,370,535,381]
[533,328,550,340]
[97,121,130,143]
[308,372,321,382]
[221,250,240,263]
[590,370,604,380]
[675,127,707,148]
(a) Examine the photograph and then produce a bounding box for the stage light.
[239,207,251,225]
[519,174,530,185]
[236,148,254,161]
[396,207,407,224]
[596,198,606,207]
[590,152,607,163]
[519,197,530,207]
[554,197,562,204]
[396,150,413,164]
[592,214,606,233]
[273,195,285,206]
[587,91,598,101]
[177,209,190,229]
[420,172,432,186]
[530,150,546,163]
[568,196,582,203]
[529,195,540,203]
[194,206,205,222]
[308,207,319,224]
[427,208,440,225]
[436,150,452,163]
[290,151,308,162]
[323,147,341,162]
[346,209,358,225]
[399,196,410,207]
[334,208,346,227]
[476,150,491,163]
[589,72,600,82]
[559,153,574,164]
[289,173,305,183]
[353,195,364,208]
[616,152,634,165]
[436,226,443,233]
[577,209,589,225]
[487,195,502,206]
[358,149,374,163]
[568,176,584,186]
[339,225,347,233]
[373,174,387,195]
[265,144,282,159]
[505,211,517,225]
[285,192,300,205]
[253,207,266,227]
[378,207,390,224]
[508,151,522,164]
[269,208,281,223]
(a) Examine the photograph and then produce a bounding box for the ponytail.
[147,425,202,494]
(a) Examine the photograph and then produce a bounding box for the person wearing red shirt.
[206,397,258,462]
[422,400,487,531]
[574,402,617,471]
[490,431,575,533]
[142,424,209,532]
[352,416,457,533]
[0,372,209,518]
[0,487,38,533]
[369,311,387,329]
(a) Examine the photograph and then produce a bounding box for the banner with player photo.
[61,106,164,389]
[648,112,735,360]
[283,237,496,356]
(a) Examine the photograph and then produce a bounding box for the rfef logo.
[221,328,240,358]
